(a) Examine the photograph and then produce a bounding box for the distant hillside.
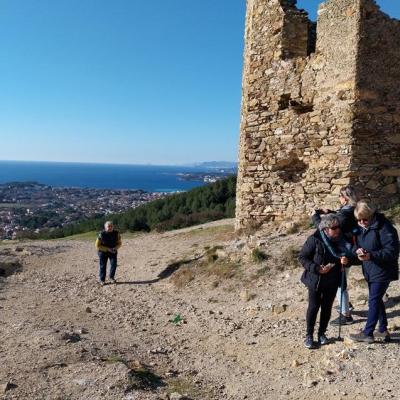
[190,161,238,169]
[29,176,237,239]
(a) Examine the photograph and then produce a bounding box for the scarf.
[320,230,353,259]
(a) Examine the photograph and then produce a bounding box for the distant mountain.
[189,161,238,169]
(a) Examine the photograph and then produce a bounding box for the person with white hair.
[349,200,399,343]
[95,221,122,286]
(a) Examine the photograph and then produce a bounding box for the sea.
[0,160,225,192]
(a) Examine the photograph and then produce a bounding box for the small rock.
[169,393,184,400]
[305,379,318,388]
[85,307,92,313]
[240,290,253,302]
[0,382,11,393]
[272,304,287,314]
[291,360,300,368]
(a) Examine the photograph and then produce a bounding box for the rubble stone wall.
[236,0,400,231]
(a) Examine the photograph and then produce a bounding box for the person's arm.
[298,236,321,274]
[369,223,399,264]
[114,232,122,250]
[95,237,109,253]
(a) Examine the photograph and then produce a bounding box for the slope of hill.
[1,220,400,399]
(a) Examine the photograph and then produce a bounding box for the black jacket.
[298,230,343,291]
[353,213,399,283]
[312,205,358,237]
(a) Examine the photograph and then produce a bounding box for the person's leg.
[336,267,350,315]
[99,252,108,282]
[364,282,389,336]
[109,253,118,280]
[319,286,337,336]
[306,288,321,336]
[377,282,390,333]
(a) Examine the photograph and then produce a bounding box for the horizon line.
[0,159,238,167]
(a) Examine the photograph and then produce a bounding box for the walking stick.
[337,259,345,341]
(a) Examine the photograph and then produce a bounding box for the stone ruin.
[236,0,400,231]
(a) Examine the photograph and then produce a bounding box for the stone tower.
[236,0,400,231]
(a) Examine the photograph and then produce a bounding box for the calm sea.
[0,161,215,192]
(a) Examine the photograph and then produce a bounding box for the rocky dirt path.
[1,220,400,400]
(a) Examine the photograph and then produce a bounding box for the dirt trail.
[1,220,400,400]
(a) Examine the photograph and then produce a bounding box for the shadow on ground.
[115,255,202,286]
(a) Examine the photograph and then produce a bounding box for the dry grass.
[170,267,195,288]
[277,245,300,271]
[286,217,312,234]
[251,247,268,263]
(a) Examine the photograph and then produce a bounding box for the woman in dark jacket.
[299,214,352,349]
[349,200,399,343]
[312,185,360,326]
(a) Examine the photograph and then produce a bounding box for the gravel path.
[1,221,400,400]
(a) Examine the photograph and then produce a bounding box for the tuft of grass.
[251,247,268,263]
[166,377,202,398]
[206,260,240,280]
[278,245,300,271]
[105,355,126,364]
[251,265,270,280]
[286,217,312,234]
[170,268,195,288]
[205,245,224,263]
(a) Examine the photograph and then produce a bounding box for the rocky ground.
[1,219,400,400]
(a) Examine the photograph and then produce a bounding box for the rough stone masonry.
[236,0,400,231]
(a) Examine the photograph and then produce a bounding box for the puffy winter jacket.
[298,230,343,291]
[353,213,399,283]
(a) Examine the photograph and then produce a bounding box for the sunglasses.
[357,218,369,223]
[329,225,340,230]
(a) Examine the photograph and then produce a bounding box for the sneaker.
[330,315,354,326]
[375,331,391,343]
[349,331,374,343]
[99,281,105,286]
[110,278,117,284]
[318,334,330,345]
[304,335,316,349]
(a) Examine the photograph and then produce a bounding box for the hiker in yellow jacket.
[95,221,122,286]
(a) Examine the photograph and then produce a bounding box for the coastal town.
[0,182,166,240]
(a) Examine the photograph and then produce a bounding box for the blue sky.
[0,1,399,165]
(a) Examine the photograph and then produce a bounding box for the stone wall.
[236,0,400,231]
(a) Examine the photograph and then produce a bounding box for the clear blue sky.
[0,1,399,165]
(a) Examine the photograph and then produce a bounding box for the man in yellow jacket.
[95,221,122,285]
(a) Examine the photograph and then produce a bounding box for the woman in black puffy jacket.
[299,214,353,349]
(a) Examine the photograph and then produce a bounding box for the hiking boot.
[304,335,316,349]
[318,334,330,345]
[330,315,354,326]
[349,331,374,344]
[375,330,391,343]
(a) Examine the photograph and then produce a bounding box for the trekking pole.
[337,260,345,341]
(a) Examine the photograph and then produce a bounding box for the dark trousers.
[306,285,337,336]
[364,281,390,336]
[99,252,117,282]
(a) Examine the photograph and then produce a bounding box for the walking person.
[312,185,360,326]
[95,221,122,286]
[349,200,399,343]
[299,214,353,349]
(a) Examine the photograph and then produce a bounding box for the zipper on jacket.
[316,243,325,291]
